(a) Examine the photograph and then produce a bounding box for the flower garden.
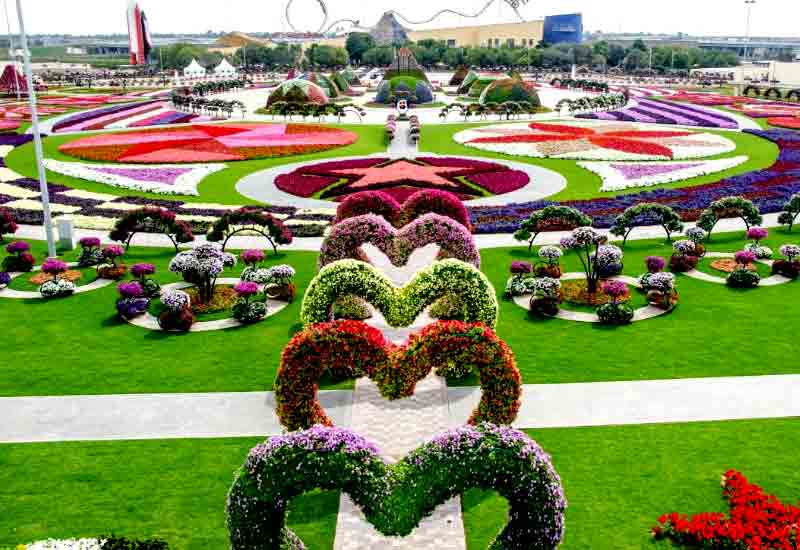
[4,78,800,550]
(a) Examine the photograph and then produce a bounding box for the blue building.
[544,13,583,44]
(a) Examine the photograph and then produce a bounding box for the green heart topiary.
[226,424,566,550]
[300,259,499,328]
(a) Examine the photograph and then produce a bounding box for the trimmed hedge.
[226,424,566,550]
[300,259,498,328]
[275,320,521,431]
[318,213,480,269]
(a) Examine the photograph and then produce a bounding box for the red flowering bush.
[109,206,194,252]
[275,320,521,432]
[652,470,800,549]
[0,207,18,242]
[336,191,402,225]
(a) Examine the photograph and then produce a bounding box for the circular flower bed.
[454,121,736,161]
[58,123,358,164]
[274,156,531,203]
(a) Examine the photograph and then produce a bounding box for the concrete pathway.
[3,375,799,444]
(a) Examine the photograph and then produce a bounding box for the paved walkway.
[3,375,799,444]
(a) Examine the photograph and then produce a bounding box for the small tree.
[778,193,800,232]
[515,206,592,252]
[559,227,608,293]
[168,243,236,304]
[109,207,194,252]
[696,196,762,239]
[610,204,684,247]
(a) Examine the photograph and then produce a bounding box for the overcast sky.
[6,0,800,37]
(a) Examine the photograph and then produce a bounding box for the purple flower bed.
[129,110,198,127]
[578,98,738,129]
[469,129,800,233]
[52,100,158,132]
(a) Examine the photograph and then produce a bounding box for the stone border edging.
[0,262,115,299]
[511,272,671,323]
[123,277,289,332]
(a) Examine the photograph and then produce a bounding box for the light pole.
[14,0,56,257]
[744,0,756,60]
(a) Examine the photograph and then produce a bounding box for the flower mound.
[226,424,565,550]
[455,121,736,161]
[318,213,480,269]
[59,123,358,164]
[275,156,530,203]
[652,470,800,550]
[300,259,498,328]
[275,320,521,431]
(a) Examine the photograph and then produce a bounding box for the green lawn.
[464,418,800,550]
[420,123,779,201]
[2,418,797,549]
[4,123,386,205]
[3,229,800,396]
[0,437,339,549]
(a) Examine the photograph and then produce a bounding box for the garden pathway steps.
[333,238,468,549]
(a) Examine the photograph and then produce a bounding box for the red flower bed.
[274,156,530,203]
[768,117,800,130]
[652,470,800,549]
[59,123,358,164]
[274,320,521,431]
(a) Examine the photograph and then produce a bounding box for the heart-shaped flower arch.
[301,259,499,328]
[318,213,480,270]
[275,320,521,431]
[226,424,566,550]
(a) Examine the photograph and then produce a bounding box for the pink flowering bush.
[2,240,35,272]
[727,250,761,288]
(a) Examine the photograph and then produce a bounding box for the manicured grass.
[3,229,800,396]
[420,122,780,201]
[4,123,386,205]
[0,437,339,549]
[7,265,99,292]
[463,418,800,550]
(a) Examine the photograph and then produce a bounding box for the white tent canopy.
[183,58,206,77]
[214,58,237,78]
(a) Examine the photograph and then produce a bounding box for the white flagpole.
[15,0,56,257]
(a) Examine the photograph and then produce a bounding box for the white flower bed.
[42,159,227,196]
[579,155,749,192]
[23,538,103,550]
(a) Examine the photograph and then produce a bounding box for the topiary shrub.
[696,196,762,239]
[375,76,434,105]
[429,293,465,321]
[467,77,495,99]
[318,213,480,270]
[457,71,479,95]
[332,294,372,320]
[266,79,329,107]
[2,240,35,272]
[300,259,498,328]
[109,207,194,252]
[335,191,402,225]
[610,204,684,247]
[778,193,800,232]
[479,78,540,107]
[275,319,520,430]
[515,206,592,251]
[226,423,565,550]
[207,207,293,253]
[449,67,470,87]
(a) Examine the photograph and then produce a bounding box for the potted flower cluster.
[559,227,618,294]
[2,241,35,272]
[773,244,800,279]
[529,277,562,317]
[536,246,563,278]
[232,281,267,324]
[726,250,761,288]
[158,289,195,331]
[39,259,76,299]
[96,245,127,280]
[593,244,624,278]
[744,227,773,259]
[596,280,634,324]
[116,281,151,320]
[240,250,296,303]
[685,227,707,257]
[503,261,534,299]
[131,263,160,298]
[77,237,104,267]
[639,256,678,310]
[168,243,236,304]
[669,239,700,272]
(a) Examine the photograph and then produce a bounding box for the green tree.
[345,32,375,64]
[362,46,394,66]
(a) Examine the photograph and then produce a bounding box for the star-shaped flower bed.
[652,470,800,549]
[274,156,531,202]
[454,121,736,161]
[58,123,358,164]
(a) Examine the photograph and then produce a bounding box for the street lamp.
[14,0,56,257]
[744,0,756,60]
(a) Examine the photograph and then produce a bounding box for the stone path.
[387,120,418,160]
[4,375,800,444]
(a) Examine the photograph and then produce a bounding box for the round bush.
[232,300,267,324]
[726,269,761,288]
[596,303,635,325]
